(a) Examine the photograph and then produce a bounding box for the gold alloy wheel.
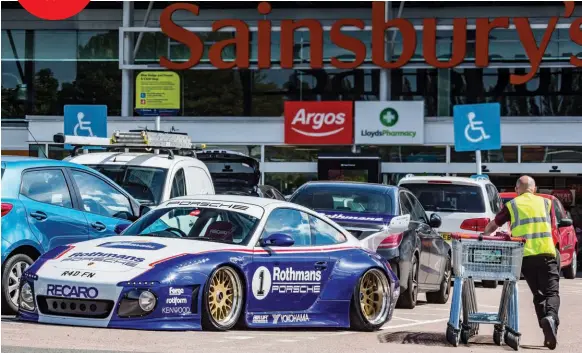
[359,269,390,325]
[208,267,242,327]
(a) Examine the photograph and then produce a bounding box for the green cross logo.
[380,108,399,127]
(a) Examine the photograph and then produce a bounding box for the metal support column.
[379,1,391,101]
[121,1,134,117]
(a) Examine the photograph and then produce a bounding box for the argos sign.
[284,102,353,145]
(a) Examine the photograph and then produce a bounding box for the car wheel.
[563,249,577,280]
[426,254,452,304]
[396,254,418,309]
[201,266,244,331]
[350,268,391,331]
[1,253,33,315]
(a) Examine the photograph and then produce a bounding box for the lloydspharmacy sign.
[355,102,425,145]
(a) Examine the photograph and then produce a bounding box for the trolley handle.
[451,232,526,243]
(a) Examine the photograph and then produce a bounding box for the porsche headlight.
[117,289,157,318]
[19,282,35,311]
[138,291,156,312]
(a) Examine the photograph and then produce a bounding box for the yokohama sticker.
[284,101,353,145]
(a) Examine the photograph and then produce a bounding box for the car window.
[309,215,347,245]
[486,185,502,213]
[553,199,564,222]
[125,207,260,245]
[261,208,311,247]
[292,186,393,214]
[70,170,133,220]
[89,165,167,205]
[399,191,412,215]
[20,169,73,209]
[170,168,186,199]
[402,183,486,213]
[407,193,430,224]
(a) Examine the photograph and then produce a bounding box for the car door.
[249,208,331,314]
[67,168,134,239]
[18,168,89,251]
[553,198,575,263]
[407,191,447,286]
[399,191,430,286]
[184,166,214,195]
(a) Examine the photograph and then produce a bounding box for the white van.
[55,130,215,207]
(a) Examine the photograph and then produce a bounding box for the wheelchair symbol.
[73,112,94,137]
[464,112,490,143]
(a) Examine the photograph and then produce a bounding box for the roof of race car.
[66,152,207,170]
[161,194,290,208]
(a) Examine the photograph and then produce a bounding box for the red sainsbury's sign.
[159,1,581,85]
[284,102,354,145]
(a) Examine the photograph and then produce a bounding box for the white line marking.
[382,318,449,330]
[392,316,421,322]
[277,339,298,343]
[228,336,254,340]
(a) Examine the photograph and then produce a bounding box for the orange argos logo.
[18,0,90,20]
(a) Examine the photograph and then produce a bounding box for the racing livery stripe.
[147,246,360,267]
[54,245,76,259]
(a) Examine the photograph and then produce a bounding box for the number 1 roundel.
[251,266,272,300]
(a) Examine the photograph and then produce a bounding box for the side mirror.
[114,223,131,234]
[139,204,152,217]
[388,215,410,234]
[429,213,442,228]
[558,218,573,228]
[259,233,295,247]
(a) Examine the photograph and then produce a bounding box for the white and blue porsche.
[18,195,406,331]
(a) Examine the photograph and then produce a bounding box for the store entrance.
[317,155,381,183]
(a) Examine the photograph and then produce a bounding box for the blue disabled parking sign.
[453,103,501,152]
[64,105,108,150]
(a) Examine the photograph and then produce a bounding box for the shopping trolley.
[445,232,526,351]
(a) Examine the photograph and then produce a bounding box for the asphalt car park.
[3,274,582,353]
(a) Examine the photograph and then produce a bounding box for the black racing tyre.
[563,249,577,280]
[396,254,419,309]
[482,280,498,289]
[426,254,452,304]
[1,253,33,315]
[201,266,244,331]
[350,268,391,332]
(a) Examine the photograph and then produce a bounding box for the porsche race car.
[18,195,405,331]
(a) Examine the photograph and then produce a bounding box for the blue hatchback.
[1,157,144,314]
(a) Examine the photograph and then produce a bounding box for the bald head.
[516,175,536,195]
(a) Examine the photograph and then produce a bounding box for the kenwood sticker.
[98,241,166,251]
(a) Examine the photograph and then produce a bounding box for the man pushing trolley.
[446,175,560,351]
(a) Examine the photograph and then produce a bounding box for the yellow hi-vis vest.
[506,193,555,257]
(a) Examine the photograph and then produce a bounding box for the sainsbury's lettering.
[158,1,579,84]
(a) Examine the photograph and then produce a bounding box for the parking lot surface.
[3,275,582,353]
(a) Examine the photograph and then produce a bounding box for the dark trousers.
[521,255,561,327]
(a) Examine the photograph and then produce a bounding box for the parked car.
[67,152,215,206]
[1,156,146,314]
[196,149,261,196]
[289,181,452,309]
[19,195,403,331]
[398,174,506,288]
[499,192,578,279]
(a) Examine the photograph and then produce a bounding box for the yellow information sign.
[135,71,180,115]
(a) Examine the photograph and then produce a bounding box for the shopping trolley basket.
[445,232,526,351]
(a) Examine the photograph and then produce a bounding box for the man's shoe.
[540,316,557,350]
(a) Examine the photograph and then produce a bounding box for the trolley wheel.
[460,328,471,344]
[493,329,504,346]
[446,326,461,347]
[505,331,520,351]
